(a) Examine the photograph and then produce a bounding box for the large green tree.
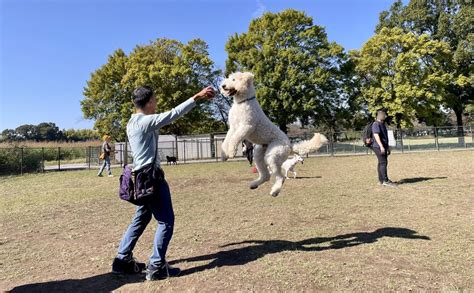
[225,9,349,133]
[352,27,453,128]
[376,0,473,131]
[81,39,224,140]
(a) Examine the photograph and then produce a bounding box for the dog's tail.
[291,133,328,155]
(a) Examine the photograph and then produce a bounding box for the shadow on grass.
[396,176,447,184]
[172,227,430,276]
[292,176,322,180]
[9,273,145,293]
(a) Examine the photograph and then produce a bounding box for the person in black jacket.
[371,109,396,187]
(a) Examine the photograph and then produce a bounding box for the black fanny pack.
[119,163,165,206]
[134,164,165,205]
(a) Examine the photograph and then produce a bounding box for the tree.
[352,27,453,128]
[63,128,99,142]
[207,70,232,131]
[14,124,38,140]
[81,39,225,140]
[1,129,17,141]
[376,0,473,134]
[36,122,60,141]
[225,9,349,133]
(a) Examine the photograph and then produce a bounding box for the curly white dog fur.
[220,72,328,197]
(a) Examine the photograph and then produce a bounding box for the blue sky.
[0,0,399,131]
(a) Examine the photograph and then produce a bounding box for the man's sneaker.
[112,256,146,274]
[97,174,103,177]
[146,262,181,281]
[382,180,397,187]
[108,174,114,177]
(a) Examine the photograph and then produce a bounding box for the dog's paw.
[221,152,229,161]
[249,181,259,189]
[270,187,281,197]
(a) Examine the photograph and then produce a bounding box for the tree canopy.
[352,27,454,127]
[225,9,350,133]
[81,39,225,141]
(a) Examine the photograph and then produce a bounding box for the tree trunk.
[453,109,465,145]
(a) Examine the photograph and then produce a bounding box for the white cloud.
[252,0,267,18]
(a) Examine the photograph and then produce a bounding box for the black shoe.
[112,256,146,274]
[146,262,181,281]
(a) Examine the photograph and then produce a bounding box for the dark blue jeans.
[117,178,174,268]
[98,156,111,176]
[373,147,389,183]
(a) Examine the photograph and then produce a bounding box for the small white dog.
[282,154,304,179]
[220,71,328,196]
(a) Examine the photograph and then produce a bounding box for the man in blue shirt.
[112,85,215,280]
[371,108,396,187]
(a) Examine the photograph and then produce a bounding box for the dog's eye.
[232,79,235,81]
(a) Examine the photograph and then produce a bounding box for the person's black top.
[371,121,388,149]
[102,142,111,157]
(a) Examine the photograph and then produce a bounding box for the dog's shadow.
[396,176,447,184]
[292,175,322,180]
[9,273,145,293]
[171,227,429,276]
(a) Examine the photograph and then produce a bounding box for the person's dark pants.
[246,148,254,165]
[117,177,174,268]
[372,147,389,183]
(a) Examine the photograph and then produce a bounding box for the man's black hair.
[132,86,154,109]
[376,108,387,115]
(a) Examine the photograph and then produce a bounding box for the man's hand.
[380,146,386,154]
[193,86,216,101]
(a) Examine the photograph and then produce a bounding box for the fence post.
[183,140,186,163]
[88,146,91,169]
[470,124,473,147]
[329,132,334,156]
[399,128,404,153]
[58,147,61,171]
[20,147,24,175]
[434,127,439,151]
[124,140,128,165]
[42,147,45,172]
[215,138,218,162]
[175,136,179,160]
[463,125,467,148]
[172,141,175,159]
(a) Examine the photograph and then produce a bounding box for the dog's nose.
[222,84,227,89]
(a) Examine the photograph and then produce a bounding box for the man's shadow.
[9,272,145,293]
[397,176,447,184]
[171,227,430,276]
[9,228,430,291]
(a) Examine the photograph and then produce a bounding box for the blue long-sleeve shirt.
[127,98,196,171]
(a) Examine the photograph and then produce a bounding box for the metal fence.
[1,125,472,176]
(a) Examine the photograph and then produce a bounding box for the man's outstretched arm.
[141,86,215,132]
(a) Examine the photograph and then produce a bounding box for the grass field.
[1,150,473,292]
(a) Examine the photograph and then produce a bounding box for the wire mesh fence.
[1,124,472,176]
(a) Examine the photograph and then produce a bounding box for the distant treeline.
[1,122,99,142]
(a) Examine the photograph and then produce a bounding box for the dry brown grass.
[1,150,473,292]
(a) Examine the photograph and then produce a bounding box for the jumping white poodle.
[220,71,328,196]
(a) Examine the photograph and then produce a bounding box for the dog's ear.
[243,72,254,83]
